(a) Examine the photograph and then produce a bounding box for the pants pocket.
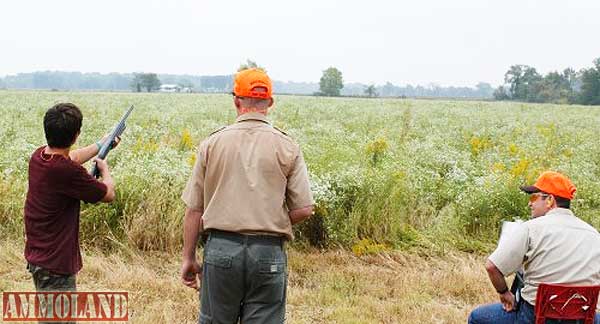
[204,251,233,269]
[254,259,286,304]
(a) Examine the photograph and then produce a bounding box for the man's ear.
[547,195,554,207]
[268,98,274,108]
[234,97,241,109]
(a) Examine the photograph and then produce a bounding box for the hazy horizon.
[2,0,599,87]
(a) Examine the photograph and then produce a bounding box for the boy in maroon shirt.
[24,102,117,294]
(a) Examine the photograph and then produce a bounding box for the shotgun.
[90,105,134,178]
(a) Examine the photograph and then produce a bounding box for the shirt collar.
[545,207,574,217]
[235,112,270,124]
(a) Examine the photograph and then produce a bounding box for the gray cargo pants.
[199,230,287,324]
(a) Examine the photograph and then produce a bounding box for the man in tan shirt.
[469,171,600,323]
[180,68,314,323]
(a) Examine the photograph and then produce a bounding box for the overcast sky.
[1,0,599,87]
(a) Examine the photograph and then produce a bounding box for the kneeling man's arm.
[485,259,509,295]
[486,259,516,312]
[486,223,529,311]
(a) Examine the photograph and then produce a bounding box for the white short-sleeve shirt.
[489,208,600,308]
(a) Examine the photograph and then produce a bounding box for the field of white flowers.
[1,90,599,253]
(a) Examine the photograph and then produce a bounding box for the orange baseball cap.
[233,68,272,99]
[520,171,576,200]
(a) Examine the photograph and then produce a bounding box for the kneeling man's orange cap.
[520,171,576,200]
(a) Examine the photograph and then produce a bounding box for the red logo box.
[2,292,128,322]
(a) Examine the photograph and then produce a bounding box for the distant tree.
[200,75,233,92]
[531,71,573,103]
[380,82,397,97]
[132,73,161,92]
[504,65,542,101]
[319,67,344,96]
[504,65,524,99]
[475,82,494,98]
[32,72,56,89]
[426,83,442,97]
[493,86,510,100]
[238,59,266,73]
[496,60,600,105]
[578,58,600,105]
[364,84,378,98]
[563,67,578,90]
[130,73,143,92]
[522,67,543,102]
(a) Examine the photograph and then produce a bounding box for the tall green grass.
[1,91,599,253]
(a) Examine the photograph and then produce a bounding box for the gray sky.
[1,0,599,87]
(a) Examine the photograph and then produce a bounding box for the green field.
[2,90,600,323]
[1,90,599,254]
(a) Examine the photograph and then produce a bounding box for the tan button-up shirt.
[182,112,314,240]
[489,208,600,309]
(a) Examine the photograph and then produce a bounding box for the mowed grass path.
[0,240,496,323]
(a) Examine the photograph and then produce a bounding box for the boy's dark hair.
[44,103,83,148]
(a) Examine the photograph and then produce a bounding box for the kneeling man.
[469,171,600,323]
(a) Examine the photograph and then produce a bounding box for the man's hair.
[555,196,570,209]
[237,97,271,110]
[43,103,83,148]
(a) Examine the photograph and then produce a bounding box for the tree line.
[494,58,600,105]
[3,58,599,103]
[0,69,494,98]
[315,66,495,98]
[0,71,234,93]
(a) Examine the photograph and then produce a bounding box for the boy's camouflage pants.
[27,263,76,324]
